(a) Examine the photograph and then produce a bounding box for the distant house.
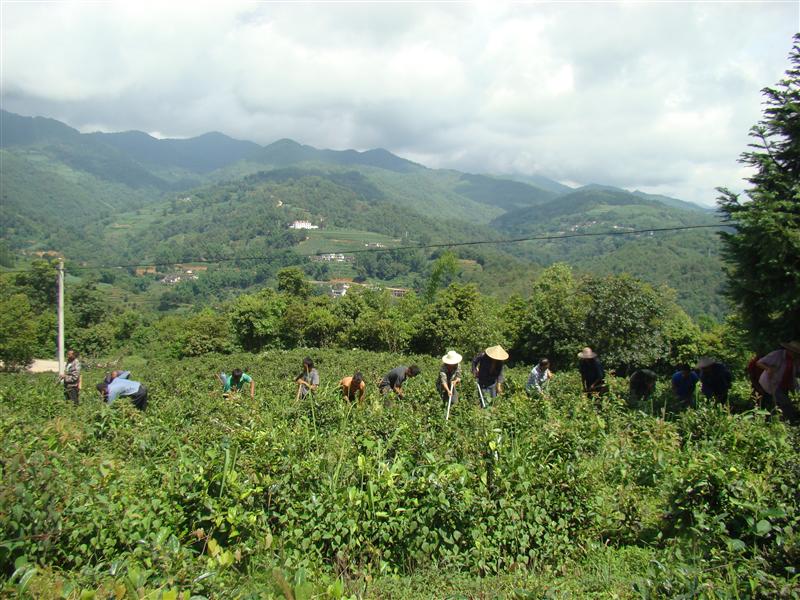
[385,287,409,298]
[330,283,350,298]
[364,242,385,248]
[160,269,200,285]
[289,220,319,230]
[160,274,183,285]
[312,253,352,263]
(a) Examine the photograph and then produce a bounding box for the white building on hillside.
[289,220,319,230]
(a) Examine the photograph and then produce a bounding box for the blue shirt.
[107,371,142,402]
[671,370,699,397]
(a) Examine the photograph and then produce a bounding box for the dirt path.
[28,359,60,373]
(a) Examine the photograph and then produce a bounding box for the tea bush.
[1,348,798,598]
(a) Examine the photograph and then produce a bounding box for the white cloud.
[2,1,798,205]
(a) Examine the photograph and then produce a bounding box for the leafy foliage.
[0,350,798,598]
[717,35,800,351]
[0,289,37,370]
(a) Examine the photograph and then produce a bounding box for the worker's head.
[352,371,363,387]
[96,381,108,398]
[407,365,421,378]
[66,349,77,361]
[539,358,550,369]
[303,357,314,371]
[231,368,243,385]
[677,364,691,376]
[110,370,120,380]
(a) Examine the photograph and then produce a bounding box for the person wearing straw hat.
[697,357,732,404]
[438,351,463,405]
[757,341,800,424]
[471,345,508,401]
[578,347,606,394]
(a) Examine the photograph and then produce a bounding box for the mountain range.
[0,109,725,317]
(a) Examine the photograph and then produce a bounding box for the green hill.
[1,109,81,146]
[632,189,709,212]
[490,186,726,318]
[1,110,727,316]
[0,149,157,251]
[88,130,261,173]
[249,138,422,173]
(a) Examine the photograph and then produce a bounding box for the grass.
[296,228,402,255]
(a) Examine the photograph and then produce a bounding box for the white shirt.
[526,364,552,393]
[759,349,797,395]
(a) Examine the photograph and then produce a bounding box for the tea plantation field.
[1,349,799,598]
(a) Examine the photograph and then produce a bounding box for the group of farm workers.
[582,340,800,424]
[215,346,512,413]
[59,339,799,424]
[57,349,148,410]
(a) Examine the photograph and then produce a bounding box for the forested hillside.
[492,186,726,317]
[0,109,725,318]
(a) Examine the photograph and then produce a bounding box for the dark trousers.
[479,384,498,399]
[128,385,148,410]
[440,388,459,405]
[710,391,729,405]
[64,387,79,405]
[774,389,799,424]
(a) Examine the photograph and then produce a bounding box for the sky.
[2,2,798,206]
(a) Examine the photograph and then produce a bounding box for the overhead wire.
[1,223,726,274]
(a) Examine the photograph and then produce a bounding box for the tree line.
[0,260,750,378]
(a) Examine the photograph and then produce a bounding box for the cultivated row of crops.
[1,349,798,598]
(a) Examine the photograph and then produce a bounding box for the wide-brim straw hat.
[577,347,597,359]
[697,357,715,369]
[485,345,509,361]
[780,341,800,354]
[442,350,463,365]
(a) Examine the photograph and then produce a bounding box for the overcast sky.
[2,2,798,205]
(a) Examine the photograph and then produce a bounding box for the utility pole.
[57,258,65,375]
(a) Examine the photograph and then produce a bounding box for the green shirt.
[223,373,252,392]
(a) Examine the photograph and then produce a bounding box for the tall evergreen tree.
[717,35,800,351]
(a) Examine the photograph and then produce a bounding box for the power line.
[2,223,725,273]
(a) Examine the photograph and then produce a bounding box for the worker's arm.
[357,385,365,402]
[78,374,82,391]
[250,379,255,400]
